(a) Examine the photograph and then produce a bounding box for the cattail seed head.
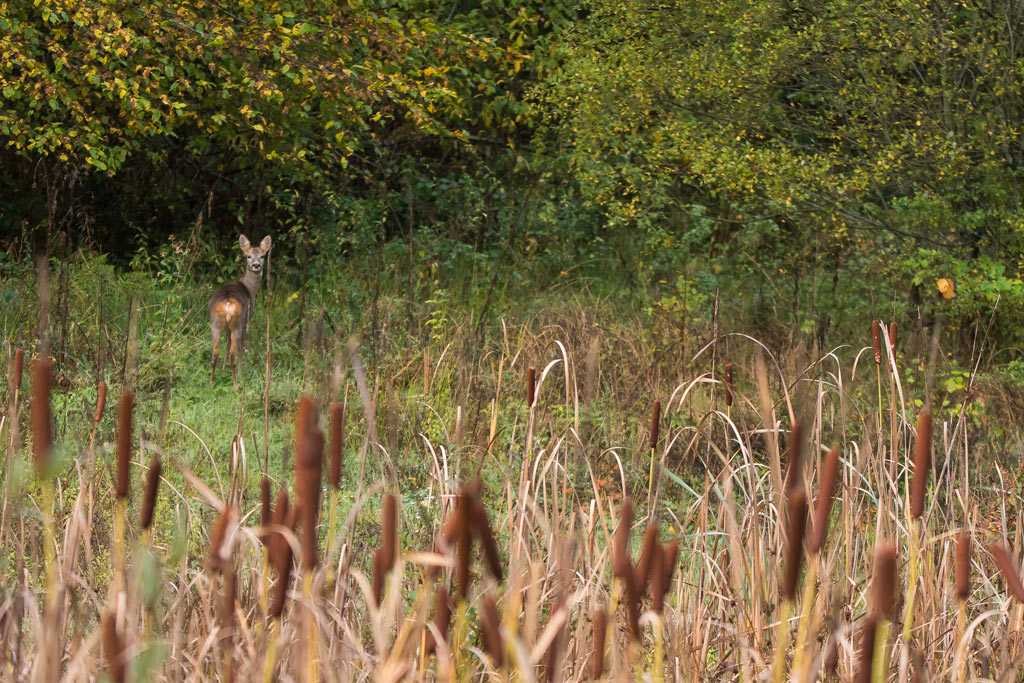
[784,420,804,493]
[526,366,536,408]
[888,321,898,353]
[269,489,290,562]
[269,503,296,619]
[468,490,503,582]
[328,401,344,490]
[989,543,1024,603]
[381,493,397,573]
[102,609,125,683]
[115,388,133,500]
[94,379,107,425]
[782,489,808,601]
[634,523,660,597]
[591,608,607,679]
[426,585,452,655]
[206,507,236,573]
[294,395,323,571]
[31,358,53,475]
[955,531,971,601]
[724,362,734,407]
[259,475,272,546]
[657,538,680,610]
[650,399,661,451]
[649,542,666,613]
[455,491,473,600]
[872,542,898,617]
[809,445,841,554]
[622,566,642,640]
[140,456,161,530]
[854,613,879,683]
[478,594,504,667]
[372,547,385,606]
[11,347,24,391]
[910,407,932,519]
[612,498,634,580]
[872,319,882,365]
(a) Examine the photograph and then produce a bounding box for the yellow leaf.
[937,278,955,299]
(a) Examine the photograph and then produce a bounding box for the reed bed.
[1,312,1023,683]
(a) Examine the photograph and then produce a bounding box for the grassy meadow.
[1,242,1023,682]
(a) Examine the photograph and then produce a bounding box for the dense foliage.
[3,0,1024,354]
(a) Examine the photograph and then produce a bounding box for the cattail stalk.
[479,594,504,669]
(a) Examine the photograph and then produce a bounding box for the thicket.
[3,0,1024,355]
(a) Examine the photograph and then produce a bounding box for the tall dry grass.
[2,310,1024,682]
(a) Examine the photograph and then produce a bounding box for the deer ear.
[239,235,252,253]
[258,236,272,253]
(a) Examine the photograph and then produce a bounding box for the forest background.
[2,0,1024,478]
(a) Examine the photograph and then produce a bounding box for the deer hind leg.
[229,328,241,389]
[211,323,223,383]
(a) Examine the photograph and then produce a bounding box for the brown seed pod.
[989,544,1024,603]
[888,321,898,353]
[94,379,107,426]
[102,609,125,683]
[269,504,297,619]
[809,445,841,554]
[724,362,734,407]
[140,456,162,531]
[784,420,804,494]
[782,489,808,601]
[656,538,680,612]
[872,542,898,617]
[527,366,536,408]
[328,401,345,490]
[910,407,932,519]
[31,358,53,475]
[115,388,133,500]
[259,475,272,546]
[650,399,662,451]
[612,498,634,580]
[955,531,971,601]
[371,547,385,606]
[206,507,236,573]
[469,494,503,582]
[872,319,882,365]
[294,396,323,571]
[633,523,660,597]
[11,348,24,392]
[622,564,642,641]
[381,493,397,573]
[478,594,504,668]
[648,542,666,614]
[854,613,879,683]
[591,608,607,679]
[269,489,290,562]
[455,491,473,600]
[425,585,452,655]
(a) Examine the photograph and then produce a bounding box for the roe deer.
[209,235,271,388]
